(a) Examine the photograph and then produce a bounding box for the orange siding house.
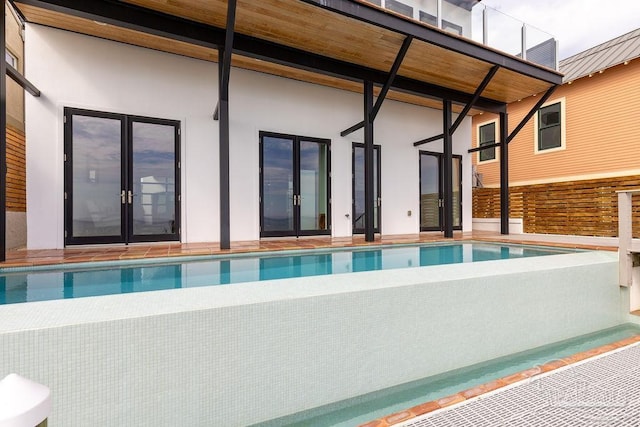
[472,29,640,236]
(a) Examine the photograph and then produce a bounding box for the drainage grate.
[402,343,640,427]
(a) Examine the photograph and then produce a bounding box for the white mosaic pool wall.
[0,251,621,425]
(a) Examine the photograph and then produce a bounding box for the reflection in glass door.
[352,143,381,234]
[261,136,295,235]
[419,151,462,231]
[64,108,180,245]
[260,132,331,238]
[130,120,178,239]
[68,112,124,241]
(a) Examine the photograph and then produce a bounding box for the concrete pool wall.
[0,251,621,425]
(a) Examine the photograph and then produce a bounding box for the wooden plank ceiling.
[14,0,558,113]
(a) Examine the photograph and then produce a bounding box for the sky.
[481,0,640,59]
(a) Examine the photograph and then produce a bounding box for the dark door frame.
[419,150,462,232]
[352,142,381,234]
[259,131,332,238]
[64,107,181,246]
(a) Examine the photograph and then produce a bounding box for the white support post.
[618,191,632,287]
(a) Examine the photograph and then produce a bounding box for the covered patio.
[1,0,562,259]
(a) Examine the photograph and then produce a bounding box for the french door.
[419,151,462,231]
[260,132,331,237]
[352,143,381,234]
[64,108,181,245]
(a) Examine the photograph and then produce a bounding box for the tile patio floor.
[0,231,618,268]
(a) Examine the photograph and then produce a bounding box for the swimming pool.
[0,242,573,304]
[0,249,619,426]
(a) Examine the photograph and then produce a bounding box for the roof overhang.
[11,0,563,114]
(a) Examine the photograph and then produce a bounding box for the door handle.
[121,190,126,204]
[377,197,381,207]
[128,190,133,204]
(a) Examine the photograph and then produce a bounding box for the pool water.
[257,324,640,427]
[0,242,573,304]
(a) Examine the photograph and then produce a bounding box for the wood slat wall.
[6,126,26,212]
[473,176,640,237]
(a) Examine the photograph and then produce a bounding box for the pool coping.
[0,240,581,273]
[358,333,640,427]
[0,233,617,270]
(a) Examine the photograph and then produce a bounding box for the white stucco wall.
[25,24,472,249]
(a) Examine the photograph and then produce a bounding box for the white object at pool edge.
[0,374,51,427]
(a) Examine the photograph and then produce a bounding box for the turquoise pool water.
[257,324,640,427]
[0,242,574,304]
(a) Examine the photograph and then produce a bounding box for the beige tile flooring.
[0,231,617,268]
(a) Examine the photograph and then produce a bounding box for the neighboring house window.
[534,98,566,153]
[5,50,17,68]
[478,121,497,162]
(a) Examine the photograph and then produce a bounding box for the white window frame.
[5,50,17,69]
[476,118,499,164]
[534,97,566,155]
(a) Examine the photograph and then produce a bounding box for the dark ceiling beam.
[371,35,413,121]
[340,35,413,137]
[449,65,498,134]
[16,0,506,113]
[413,65,499,147]
[6,62,41,96]
[468,141,499,153]
[413,133,443,147]
[506,85,558,144]
[232,35,506,113]
[16,0,221,48]
[220,0,236,100]
[302,0,563,85]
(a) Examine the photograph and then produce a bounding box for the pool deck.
[397,338,640,427]
[360,334,640,427]
[0,231,619,268]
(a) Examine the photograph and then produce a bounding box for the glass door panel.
[69,114,124,242]
[419,153,441,230]
[299,140,329,233]
[260,133,331,238]
[261,136,296,236]
[352,144,381,234]
[419,152,463,231]
[130,121,178,239]
[65,108,180,246]
[452,157,462,228]
[353,146,365,230]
